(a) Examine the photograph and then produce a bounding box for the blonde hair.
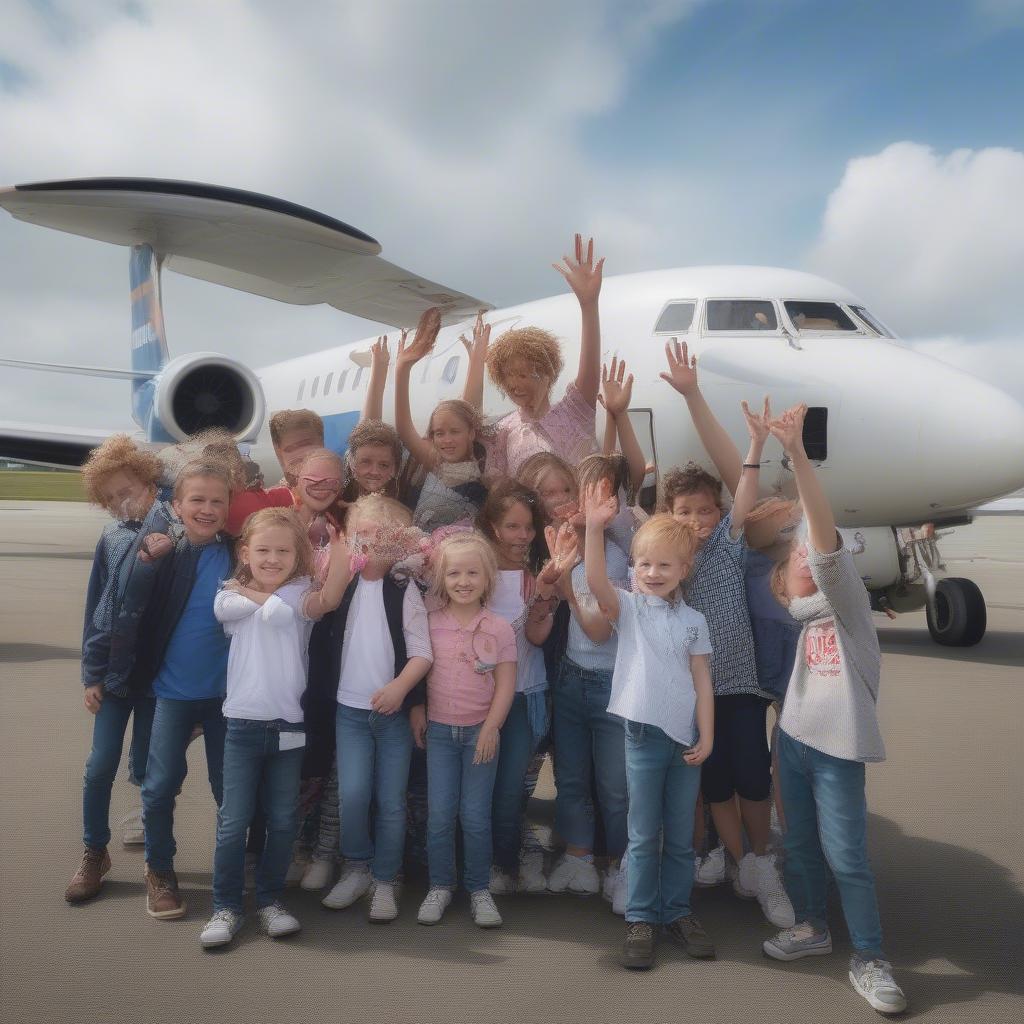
[234,507,314,587]
[744,497,802,552]
[427,399,481,441]
[770,557,791,607]
[632,514,700,565]
[172,459,233,500]
[517,451,578,500]
[349,493,413,530]
[296,447,345,481]
[269,409,324,446]
[485,326,564,394]
[428,533,498,607]
[81,434,163,509]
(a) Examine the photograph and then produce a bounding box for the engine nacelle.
[148,353,265,443]
[837,526,900,590]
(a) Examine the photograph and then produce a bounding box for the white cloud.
[906,336,1024,404]
[808,142,1024,340]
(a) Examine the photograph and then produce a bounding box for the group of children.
[65,235,907,1015]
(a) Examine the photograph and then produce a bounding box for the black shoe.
[621,921,656,970]
[664,914,716,959]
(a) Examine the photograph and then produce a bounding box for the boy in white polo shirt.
[584,492,716,972]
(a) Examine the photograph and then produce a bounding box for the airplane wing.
[0,178,493,328]
[970,491,1024,515]
[0,422,121,468]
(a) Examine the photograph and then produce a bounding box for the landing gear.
[926,578,987,647]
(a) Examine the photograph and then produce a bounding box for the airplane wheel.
[926,578,987,647]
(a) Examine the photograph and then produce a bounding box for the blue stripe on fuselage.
[322,410,361,456]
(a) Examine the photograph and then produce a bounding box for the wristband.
[742,462,762,469]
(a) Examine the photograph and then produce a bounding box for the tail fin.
[128,244,170,436]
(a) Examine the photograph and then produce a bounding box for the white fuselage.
[249,266,1024,529]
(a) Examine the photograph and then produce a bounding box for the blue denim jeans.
[335,703,413,883]
[82,692,156,849]
[426,720,499,893]
[142,696,226,871]
[624,720,702,924]
[491,692,538,871]
[778,730,884,958]
[551,658,627,858]
[212,719,304,911]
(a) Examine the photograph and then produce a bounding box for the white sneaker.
[121,807,145,846]
[732,852,758,899]
[256,901,301,939]
[300,857,334,891]
[546,854,600,895]
[368,881,399,922]
[243,852,258,893]
[694,845,726,887]
[755,853,795,928]
[601,863,616,903]
[489,866,516,895]
[470,890,503,928]
[517,850,547,893]
[284,853,309,887]
[417,887,453,925]
[200,909,244,948]
[611,861,627,917]
[849,955,908,1014]
[321,862,372,910]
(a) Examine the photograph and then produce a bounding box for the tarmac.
[0,501,1021,1024]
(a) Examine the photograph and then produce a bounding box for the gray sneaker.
[256,901,301,939]
[849,956,908,1014]
[763,921,833,961]
[663,914,716,959]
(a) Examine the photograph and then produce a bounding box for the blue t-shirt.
[154,543,231,701]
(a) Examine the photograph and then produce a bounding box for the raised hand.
[459,309,491,360]
[582,479,617,529]
[660,337,699,397]
[597,356,634,417]
[741,396,772,446]
[539,522,579,584]
[769,403,808,455]
[552,233,604,306]
[369,335,391,376]
[396,307,442,368]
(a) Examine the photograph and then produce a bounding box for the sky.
[1,0,1024,432]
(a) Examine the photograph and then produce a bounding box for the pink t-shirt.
[484,381,598,479]
[426,607,517,726]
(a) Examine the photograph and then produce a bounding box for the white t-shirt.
[215,577,315,725]
[337,577,433,710]
[488,569,547,694]
[608,589,712,746]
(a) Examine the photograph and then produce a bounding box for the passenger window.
[849,305,893,338]
[785,301,857,332]
[311,376,320,398]
[442,356,460,384]
[352,367,364,389]
[653,301,696,334]
[324,372,333,394]
[706,300,777,331]
[336,369,348,394]
[296,379,305,402]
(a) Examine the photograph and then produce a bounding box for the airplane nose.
[915,367,1024,509]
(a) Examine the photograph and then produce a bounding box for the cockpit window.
[654,301,696,334]
[849,305,894,338]
[784,301,858,332]
[706,300,777,332]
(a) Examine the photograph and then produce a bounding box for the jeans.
[142,696,227,872]
[624,720,702,924]
[82,692,156,849]
[426,720,499,893]
[551,659,628,858]
[491,693,538,871]
[335,704,413,883]
[778,730,884,958]
[212,719,304,911]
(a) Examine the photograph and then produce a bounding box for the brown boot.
[65,847,111,903]
[145,866,186,919]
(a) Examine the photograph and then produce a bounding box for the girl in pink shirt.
[418,534,517,930]
[475,235,606,480]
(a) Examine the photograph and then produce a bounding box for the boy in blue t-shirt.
[109,459,233,919]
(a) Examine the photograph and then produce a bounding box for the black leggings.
[701,694,771,803]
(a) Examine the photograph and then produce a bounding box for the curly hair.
[476,479,548,575]
[485,326,564,394]
[342,419,403,502]
[660,461,723,511]
[81,434,163,509]
[234,507,314,588]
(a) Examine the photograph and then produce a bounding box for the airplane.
[2,177,1023,651]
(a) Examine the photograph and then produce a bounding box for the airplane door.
[625,407,659,512]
